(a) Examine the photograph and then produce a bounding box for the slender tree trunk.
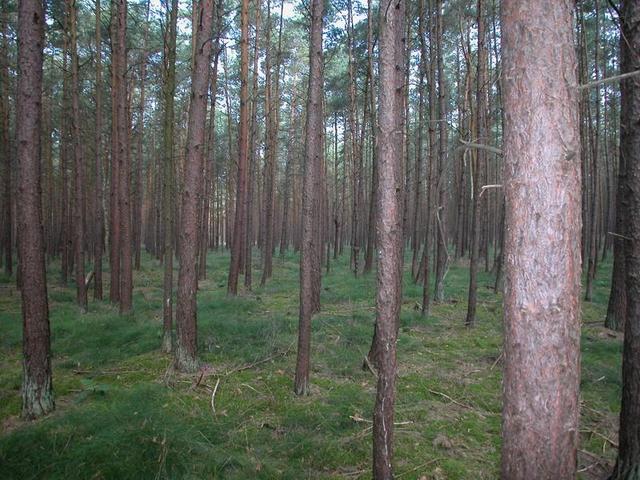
[363,0,377,274]
[174,0,214,373]
[199,24,221,281]
[244,0,261,291]
[500,1,581,477]
[279,87,297,256]
[346,0,361,278]
[61,41,71,286]
[433,0,448,302]
[228,0,250,296]
[108,0,120,303]
[294,0,324,396]
[465,0,486,328]
[261,0,284,286]
[610,0,640,477]
[133,0,150,271]
[0,0,11,277]
[372,1,404,477]
[68,0,87,312]
[161,0,178,350]
[93,0,104,300]
[114,0,132,314]
[17,0,54,419]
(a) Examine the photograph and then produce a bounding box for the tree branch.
[578,69,640,91]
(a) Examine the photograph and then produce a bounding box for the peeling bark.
[500,1,581,477]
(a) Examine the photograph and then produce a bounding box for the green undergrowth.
[0,250,621,479]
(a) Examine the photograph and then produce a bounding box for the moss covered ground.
[0,250,621,479]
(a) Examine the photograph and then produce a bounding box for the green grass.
[0,250,621,479]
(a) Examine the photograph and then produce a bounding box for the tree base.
[161,332,172,354]
[21,373,54,420]
[174,344,199,374]
[609,461,640,480]
[605,313,623,332]
[293,377,309,396]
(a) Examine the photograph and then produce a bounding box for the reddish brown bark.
[161,0,178,351]
[465,0,486,328]
[500,1,581,478]
[133,0,150,272]
[108,0,120,304]
[362,0,376,275]
[372,1,404,477]
[227,0,250,296]
[61,40,71,285]
[0,0,10,277]
[69,0,87,312]
[175,0,214,373]
[294,0,324,396]
[260,0,284,286]
[279,89,297,256]
[433,0,448,302]
[114,0,132,314]
[610,0,640,477]
[93,0,104,300]
[17,0,54,419]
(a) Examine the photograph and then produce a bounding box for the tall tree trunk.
[294,0,324,396]
[500,1,581,477]
[198,20,221,280]
[17,0,54,419]
[133,0,150,271]
[433,0,448,302]
[108,0,120,303]
[69,0,87,312]
[244,0,261,291]
[61,39,71,285]
[0,0,11,277]
[372,1,404,477]
[161,0,179,350]
[346,0,361,277]
[279,86,297,256]
[610,0,640,477]
[93,0,104,300]
[174,0,214,373]
[115,0,132,314]
[227,0,250,296]
[605,4,629,333]
[363,0,377,274]
[261,0,284,286]
[465,0,486,327]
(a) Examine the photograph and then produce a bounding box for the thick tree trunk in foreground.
[372,0,404,477]
[610,0,640,477]
[17,0,54,419]
[227,0,250,296]
[500,1,581,478]
[174,0,214,373]
[294,0,323,396]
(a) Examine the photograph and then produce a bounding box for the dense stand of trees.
[4,0,640,477]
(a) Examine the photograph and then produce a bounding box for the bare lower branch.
[458,139,503,156]
[607,231,633,241]
[479,184,503,197]
[578,69,640,90]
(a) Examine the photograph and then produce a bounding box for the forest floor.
[0,250,621,479]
